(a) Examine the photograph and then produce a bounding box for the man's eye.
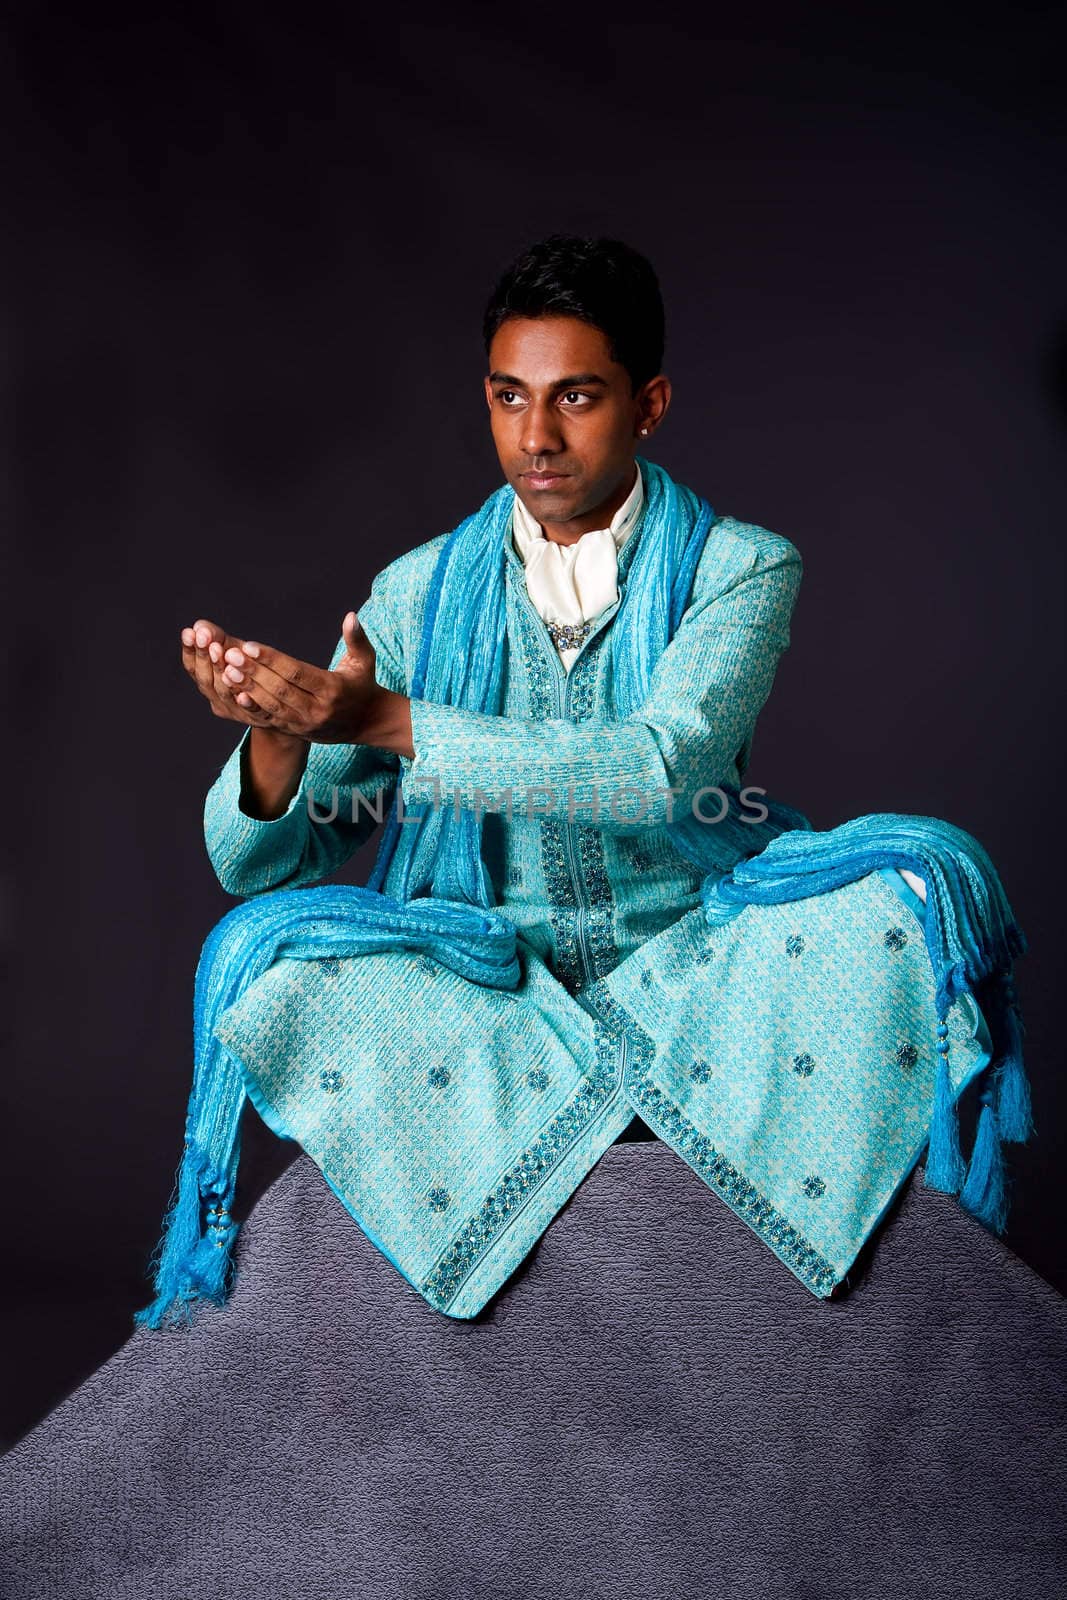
[560,391,590,406]
[498,390,522,405]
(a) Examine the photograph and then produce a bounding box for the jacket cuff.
[203,727,310,893]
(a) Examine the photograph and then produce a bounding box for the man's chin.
[512,482,582,523]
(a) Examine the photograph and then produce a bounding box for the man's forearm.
[239,687,412,821]
[240,729,311,819]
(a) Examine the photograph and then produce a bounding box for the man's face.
[485,315,661,538]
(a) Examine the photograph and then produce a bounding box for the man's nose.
[520,400,563,456]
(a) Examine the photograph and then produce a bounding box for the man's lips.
[521,470,570,489]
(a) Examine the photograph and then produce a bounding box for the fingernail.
[224,648,244,666]
[224,666,244,684]
[181,628,194,647]
[195,629,209,648]
[243,642,261,658]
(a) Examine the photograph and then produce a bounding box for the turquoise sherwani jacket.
[205,501,991,1316]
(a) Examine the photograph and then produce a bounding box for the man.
[156,236,1024,1328]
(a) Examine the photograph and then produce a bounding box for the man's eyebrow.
[488,371,610,389]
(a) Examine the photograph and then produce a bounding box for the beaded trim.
[546,619,594,652]
[515,598,618,990]
[576,826,614,907]
[584,908,618,984]
[513,595,558,718]
[567,645,599,723]
[419,1023,621,1310]
[548,906,585,992]
[566,651,615,980]
[583,984,840,1297]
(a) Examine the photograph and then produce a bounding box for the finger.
[233,639,319,693]
[206,624,245,665]
[232,693,276,726]
[220,653,308,716]
[233,684,299,735]
[183,619,231,694]
[234,675,308,737]
[190,631,219,698]
[182,621,242,708]
[341,611,376,670]
[191,618,227,652]
[220,643,320,712]
[211,652,262,716]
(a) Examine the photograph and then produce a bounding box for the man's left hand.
[220,611,396,746]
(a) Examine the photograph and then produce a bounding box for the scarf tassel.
[995,1046,1033,1145]
[953,972,1029,1237]
[959,1087,1009,1235]
[991,978,1034,1144]
[925,1049,967,1194]
[925,966,1028,1235]
[135,1147,239,1330]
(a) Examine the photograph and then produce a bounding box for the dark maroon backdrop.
[6,4,1065,1448]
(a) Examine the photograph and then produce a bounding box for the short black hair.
[482,234,665,392]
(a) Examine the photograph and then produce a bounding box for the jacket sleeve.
[203,575,406,897]
[401,527,802,833]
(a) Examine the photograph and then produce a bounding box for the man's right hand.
[182,618,310,818]
[181,617,284,732]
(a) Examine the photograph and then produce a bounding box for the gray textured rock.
[2,1143,1065,1599]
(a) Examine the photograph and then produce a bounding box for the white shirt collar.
[510,462,644,561]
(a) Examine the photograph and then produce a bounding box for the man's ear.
[483,375,494,412]
[636,373,672,438]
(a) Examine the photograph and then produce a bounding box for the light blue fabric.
[701,813,1032,1226]
[136,889,522,1326]
[142,457,735,1327]
[138,460,1033,1328]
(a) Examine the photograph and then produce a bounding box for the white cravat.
[511,465,644,671]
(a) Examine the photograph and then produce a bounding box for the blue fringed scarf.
[138,459,1032,1328]
[702,816,1032,1230]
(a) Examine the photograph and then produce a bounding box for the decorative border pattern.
[565,649,617,977]
[568,648,598,723]
[583,984,840,1297]
[513,595,557,719]
[511,562,620,990]
[583,907,619,984]
[547,904,584,991]
[576,825,614,905]
[419,1022,622,1310]
[540,820,575,901]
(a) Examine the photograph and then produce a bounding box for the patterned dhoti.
[212,865,990,1318]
